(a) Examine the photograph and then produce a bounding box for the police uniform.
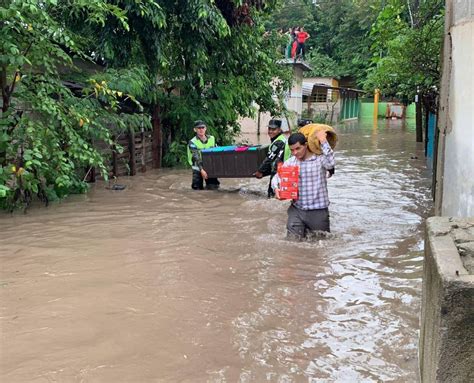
[187,134,220,190]
[257,131,290,197]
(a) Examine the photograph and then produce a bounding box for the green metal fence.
[340,97,361,120]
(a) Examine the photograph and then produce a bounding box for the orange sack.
[298,123,338,155]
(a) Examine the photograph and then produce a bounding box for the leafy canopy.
[1,0,293,209]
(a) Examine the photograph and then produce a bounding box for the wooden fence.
[88,129,156,182]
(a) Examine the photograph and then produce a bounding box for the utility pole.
[415,87,423,142]
[257,109,261,136]
[373,88,380,122]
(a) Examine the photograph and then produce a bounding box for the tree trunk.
[1,66,10,113]
[128,129,136,176]
[151,103,162,168]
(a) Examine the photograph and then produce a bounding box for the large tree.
[364,0,444,102]
[1,0,292,209]
[0,0,151,209]
[74,0,292,166]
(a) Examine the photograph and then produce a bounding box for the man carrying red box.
[272,131,335,239]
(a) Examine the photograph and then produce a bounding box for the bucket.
[298,123,338,155]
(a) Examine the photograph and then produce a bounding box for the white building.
[239,60,311,135]
[434,0,474,217]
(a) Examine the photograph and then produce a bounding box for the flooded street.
[0,119,432,382]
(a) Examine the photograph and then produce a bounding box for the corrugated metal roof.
[302,82,314,96]
[302,82,366,96]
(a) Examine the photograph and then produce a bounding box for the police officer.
[254,119,290,197]
[187,120,220,190]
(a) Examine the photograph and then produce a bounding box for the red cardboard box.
[277,163,299,200]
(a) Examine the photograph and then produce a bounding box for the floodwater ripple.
[0,119,432,382]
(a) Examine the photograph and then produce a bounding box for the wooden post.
[112,135,118,177]
[141,128,146,173]
[86,167,96,183]
[151,104,162,168]
[416,89,423,142]
[257,109,261,136]
[128,129,136,176]
[373,88,380,121]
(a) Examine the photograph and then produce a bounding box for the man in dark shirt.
[255,119,289,197]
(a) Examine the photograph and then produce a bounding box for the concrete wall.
[287,66,304,118]
[304,77,339,87]
[304,77,338,102]
[435,1,474,217]
[302,101,341,123]
[420,217,474,383]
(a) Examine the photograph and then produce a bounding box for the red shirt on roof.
[296,31,309,43]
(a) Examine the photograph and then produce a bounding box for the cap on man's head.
[297,118,312,127]
[193,120,206,128]
[268,119,282,129]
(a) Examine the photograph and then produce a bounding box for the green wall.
[360,102,415,118]
[406,103,415,118]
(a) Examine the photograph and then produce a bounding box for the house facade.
[239,60,311,135]
[302,77,364,123]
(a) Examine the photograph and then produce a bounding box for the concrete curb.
[419,217,474,382]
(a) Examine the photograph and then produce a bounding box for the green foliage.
[0,0,304,210]
[270,0,379,84]
[0,0,146,210]
[156,23,292,166]
[364,0,444,101]
[305,51,342,78]
[77,1,292,167]
[270,0,444,102]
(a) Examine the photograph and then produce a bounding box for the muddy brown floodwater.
[0,119,432,382]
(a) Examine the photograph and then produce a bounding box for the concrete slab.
[420,217,474,382]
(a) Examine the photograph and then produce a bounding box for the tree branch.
[8,41,34,98]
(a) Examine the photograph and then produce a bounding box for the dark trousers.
[295,42,306,59]
[287,204,330,240]
[192,170,220,190]
[267,174,276,198]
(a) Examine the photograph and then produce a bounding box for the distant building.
[302,76,365,123]
[239,60,311,135]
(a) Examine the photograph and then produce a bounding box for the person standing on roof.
[295,27,310,61]
[187,120,220,190]
[254,119,291,198]
[286,27,296,58]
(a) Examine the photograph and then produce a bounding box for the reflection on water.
[0,119,432,382]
